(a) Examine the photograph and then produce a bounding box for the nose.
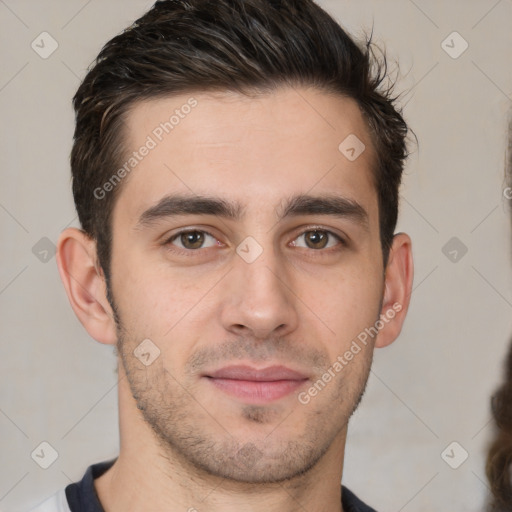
[220,249,299,340]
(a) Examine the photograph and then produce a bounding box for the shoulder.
[27,458,116,512]
[342,485,379,512]
[28,488,71,512]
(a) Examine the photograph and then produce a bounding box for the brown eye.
[168,230,217,250]
[292,229,343,250]
[181,231,204,249]
[304,230,328,249]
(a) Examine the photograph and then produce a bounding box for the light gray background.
[1,1,512,511]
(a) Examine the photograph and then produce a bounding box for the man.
[31,0,413,510]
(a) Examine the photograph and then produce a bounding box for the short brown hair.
[71,0,409,288]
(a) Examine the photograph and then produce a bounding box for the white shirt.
[29,489,71,512]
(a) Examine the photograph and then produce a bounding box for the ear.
[374,232,414,348]
[56,227,117,345]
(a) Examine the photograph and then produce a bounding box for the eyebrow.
[136,193,369,229]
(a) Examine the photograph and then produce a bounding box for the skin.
[57,86,413,512]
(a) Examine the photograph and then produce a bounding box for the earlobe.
[375,232,414,348]
[56,227,117,345]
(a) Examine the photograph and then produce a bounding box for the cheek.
[112,249,198,326]
[111,260,218,370]
[299,264,383,348]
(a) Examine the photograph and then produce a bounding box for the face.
[109,87,385,483]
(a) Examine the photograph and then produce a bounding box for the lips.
[208,365,307,381]
[204,365,309,403]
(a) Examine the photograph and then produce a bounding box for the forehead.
[114,87,378,225]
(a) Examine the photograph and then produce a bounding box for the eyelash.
[163,227,347,257]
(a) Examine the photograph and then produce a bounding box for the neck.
[94,364,346,512]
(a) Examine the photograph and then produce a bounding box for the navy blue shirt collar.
[65,459,378,512]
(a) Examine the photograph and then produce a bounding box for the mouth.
[203,365,309,404]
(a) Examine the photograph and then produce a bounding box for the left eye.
[291,229,342,250]
[168,230,218,250]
